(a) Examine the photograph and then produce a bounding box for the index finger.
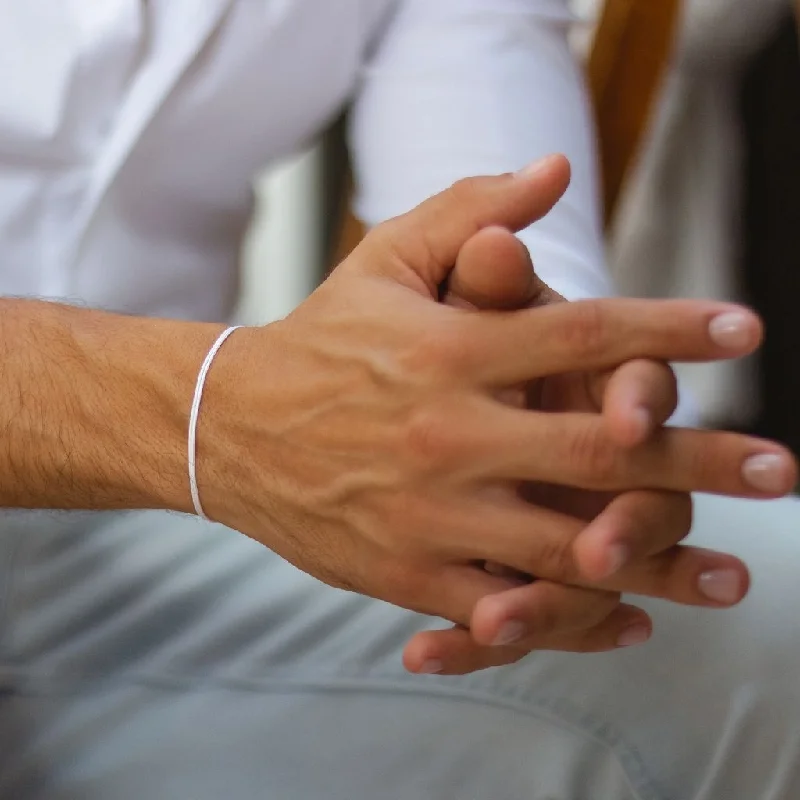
[464,299,763,386]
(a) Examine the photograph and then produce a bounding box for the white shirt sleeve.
[348,0,614,301]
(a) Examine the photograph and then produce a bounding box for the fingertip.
[402,637,446,675]
[601,360,678,444]
[615,609,653,649]
[741,449,799,497]
[401,634,426,674]
[573,526,630,583]
[628,407,652,443]
[404,626,523,676]
[447,226,535,311]
[513,155,572,221]
[696,556,751,607]
[605,403,651,448]
[516,153,571,183]
[578,604,652,652]
[708,308,764,355]
[470,592,508,647]
[739,561,752,600]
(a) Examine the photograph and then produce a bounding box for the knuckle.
[360,221,401,263]
[400,320,474,380]
[429,322,476,374]
[681,440,719,488]
[568,424,620,487]
[535,537,579,582]
[449,175,485,207]
[563,302,609,360]
[401,405,463,471]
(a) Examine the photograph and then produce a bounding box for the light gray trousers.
[0,494,797,800]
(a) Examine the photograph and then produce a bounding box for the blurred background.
[237,0,800,461]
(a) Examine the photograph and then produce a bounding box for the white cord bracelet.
[188,325,243,519]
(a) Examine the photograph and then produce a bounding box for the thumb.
[443,226,560,311]
[367,154,571,297]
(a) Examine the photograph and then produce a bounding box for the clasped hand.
[201,155,797,675]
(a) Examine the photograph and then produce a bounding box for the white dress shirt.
[0,0,610,323]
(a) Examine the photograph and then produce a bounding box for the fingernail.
[698,568,741,605]
[516,156,553,179]
[742,453,789,494]
[708,311,753,350]
[419,659,443,675]
[603,543,630,578]
[617,624,651,648]
[492,620,526,647]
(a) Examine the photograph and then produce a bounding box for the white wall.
[235,145,323,326]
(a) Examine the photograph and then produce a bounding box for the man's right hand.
[200,159,797,669]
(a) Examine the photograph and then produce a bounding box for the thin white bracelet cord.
[188,325,243,519]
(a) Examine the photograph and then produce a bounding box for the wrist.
[70,309,228,514]
[0,300,226,513]
[186,322,281,531]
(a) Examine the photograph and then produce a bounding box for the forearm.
[0,299,224,512]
